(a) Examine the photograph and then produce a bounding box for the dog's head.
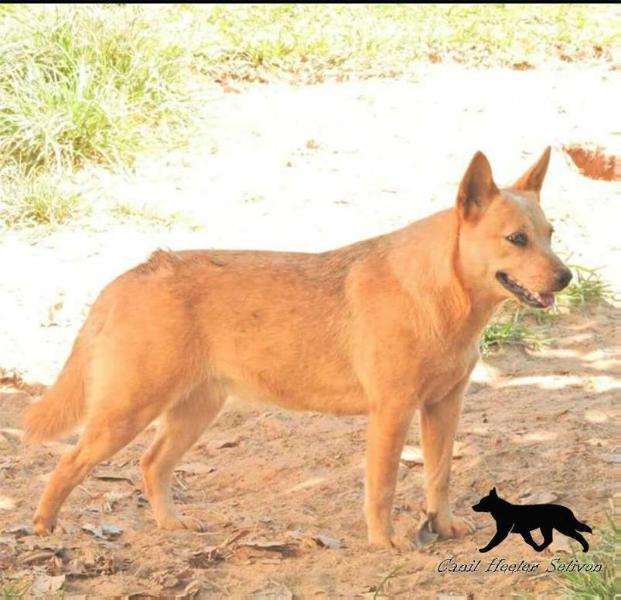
[472,487,501,513]
[456,148,571,309]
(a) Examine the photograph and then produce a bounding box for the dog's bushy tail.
[23,340,86,443]
[575,520,592,533]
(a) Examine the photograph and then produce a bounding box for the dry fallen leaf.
[5,524,33,537]
[211,437,240,450]
[30,574,65,595]
[18,546,62,565]
[180,579,203,598]
[400,446,424,466]
[414,514,439,550]
[190,528,250,566]
[519,491,558,504]
[221,529,250,547]
[239,539,299,557]
[189,546,226,567]
[92,467,135,485]
[81,523,123,540]
[174,462,216,475]
[312,533,341,549]
[250,580,293,600]
[0,428,23,448]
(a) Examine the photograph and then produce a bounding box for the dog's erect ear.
[456,151,499,221]
[490,488,498,497]
[512,146,551,195]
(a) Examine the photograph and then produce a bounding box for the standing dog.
[24,149,571,548]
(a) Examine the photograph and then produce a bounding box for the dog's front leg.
[420,378,474,539]
[365,405,414,549]
[520,530,544,551]
[479,525,511,553]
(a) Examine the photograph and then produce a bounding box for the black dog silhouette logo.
[472,488,592,553]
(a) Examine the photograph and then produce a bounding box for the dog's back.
[510,503,592,533]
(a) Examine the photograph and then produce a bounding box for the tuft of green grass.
[481,308,545,355]
[0,4,195,174]
[371,564,404,599]
[194,4,618,82]
[0,575,30,600]
[561,264,612,308]
[1,4,617,231]
[1,4,616,177]
[0,166,84,228]
[553,513,618,598]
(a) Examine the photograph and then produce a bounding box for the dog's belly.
[223,376,369,416]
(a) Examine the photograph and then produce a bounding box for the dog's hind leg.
[557,526,589,552]
[536,525,554,551]
[33,392,169,536]
[140,380,226,530]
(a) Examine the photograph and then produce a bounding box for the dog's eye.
[506,232,528,247]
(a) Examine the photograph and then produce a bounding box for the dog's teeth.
[503,274,545,306]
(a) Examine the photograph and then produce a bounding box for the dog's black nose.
[555,268,573,290]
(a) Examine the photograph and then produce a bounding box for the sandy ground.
[0,64,619,597]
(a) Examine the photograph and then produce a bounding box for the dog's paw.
[156,514,205,532]
[33,514,56,537]
[449,516,476,538]
[433,515,476,539]
[389,533,415,552]
[368,532,414,552]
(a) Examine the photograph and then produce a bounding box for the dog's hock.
[456,151,499,220]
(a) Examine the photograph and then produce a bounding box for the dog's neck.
[489,496,513,518]
[387,209,502,343]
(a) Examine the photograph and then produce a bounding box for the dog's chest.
[416,345,478,404]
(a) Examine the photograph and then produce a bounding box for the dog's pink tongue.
[540,293,555,307]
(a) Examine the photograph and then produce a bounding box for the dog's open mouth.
[496,272,555,309]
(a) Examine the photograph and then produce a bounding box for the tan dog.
[24,149,571,548]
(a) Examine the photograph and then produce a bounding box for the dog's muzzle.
[495,271,556,309]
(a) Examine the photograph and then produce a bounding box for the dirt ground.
[0,64,618,597]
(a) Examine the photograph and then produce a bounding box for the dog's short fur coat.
[24,149,571,548]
